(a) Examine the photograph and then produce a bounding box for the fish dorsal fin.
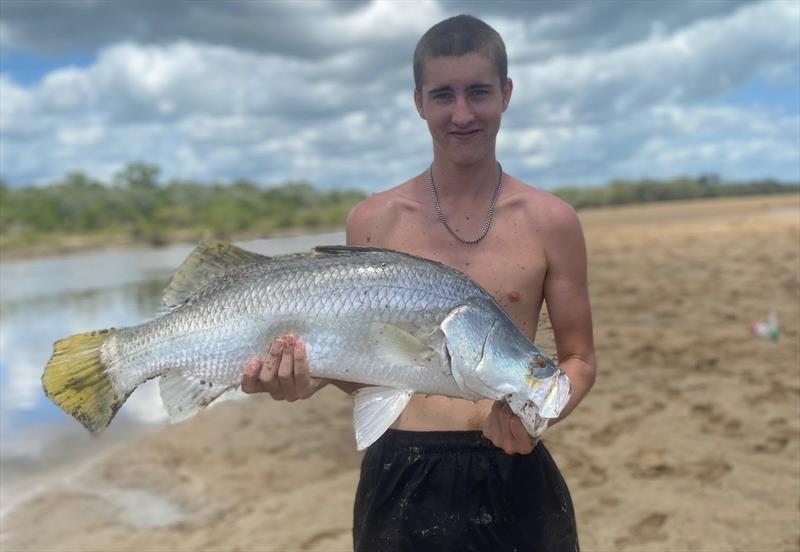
[313,245,388,255]
[162,240,270,308]
[352,386,413,450]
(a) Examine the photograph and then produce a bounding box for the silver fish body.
[42,241,571,449]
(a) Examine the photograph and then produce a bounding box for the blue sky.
[0,48,97,86]
[1,0,798,190]
[720,70,800,111]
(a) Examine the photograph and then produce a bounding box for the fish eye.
[535,356,547,368]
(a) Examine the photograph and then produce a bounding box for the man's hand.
[483,400,539,455]
[241,334,327,401]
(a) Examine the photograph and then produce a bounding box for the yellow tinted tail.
[41,329,123,433]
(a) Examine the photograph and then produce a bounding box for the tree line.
[0,163,796,250]
[554,174,797,210]
[0,163,365,248]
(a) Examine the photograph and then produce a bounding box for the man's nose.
[451,95,475,126]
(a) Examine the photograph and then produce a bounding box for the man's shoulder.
[346,178,421,245]
[348,181,416,222]
[504,176,579,227]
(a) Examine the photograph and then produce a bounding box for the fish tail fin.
[41,329,126,433]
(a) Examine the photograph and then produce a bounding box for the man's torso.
[347,172,560,431]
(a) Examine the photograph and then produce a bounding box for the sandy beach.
[2,194,798,551]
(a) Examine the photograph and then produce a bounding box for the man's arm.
[542,200,597,423]
[483,196,596,454]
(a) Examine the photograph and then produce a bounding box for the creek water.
[0,232,345,480]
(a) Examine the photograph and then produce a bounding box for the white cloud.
[56,124,105,147]
[326,0,442,44]
[0,0,797,188]
[508,0,800,126]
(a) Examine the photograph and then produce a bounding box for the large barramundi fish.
[42,240,571,449]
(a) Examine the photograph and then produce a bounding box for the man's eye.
[470,89,489,97]
[433,93,452,101]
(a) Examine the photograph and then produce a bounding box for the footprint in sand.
[762,416,799,452]
[753,434,791,454]
[626,448,732,483]
[298,527,351,551]
[625,448,674,479]
[745,380,800,404]
[591,400,665,447]
[690,403,743,437]
[556,444,608,488]
[611,393,643,410]
[682,457,733,483]
[590,417,636,447]
[614,512,669,549]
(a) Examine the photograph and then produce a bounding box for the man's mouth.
[450,129,482,138]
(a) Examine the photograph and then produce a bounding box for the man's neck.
[429,155,501,202]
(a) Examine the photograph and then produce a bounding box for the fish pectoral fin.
[159,371,231,423]
[352,386,413,450]
[162,240,270,309]
[369,323,437,367]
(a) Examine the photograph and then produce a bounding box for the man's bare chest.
[373,215,548,338]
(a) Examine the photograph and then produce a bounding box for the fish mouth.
[537,369,571,419]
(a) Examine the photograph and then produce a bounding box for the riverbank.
[1,193,798,551]
[4,192,797,262]
[0,224,347,261]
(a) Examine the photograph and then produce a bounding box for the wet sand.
[2,194,798,551]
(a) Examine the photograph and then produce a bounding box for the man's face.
[415,52,512,167]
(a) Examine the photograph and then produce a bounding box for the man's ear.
[414,88,426,119]
[502,78,513,112]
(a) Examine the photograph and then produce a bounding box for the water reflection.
[1,277,171,434]
[0,233,345,465]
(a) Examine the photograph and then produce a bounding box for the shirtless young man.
[242,15,595,551]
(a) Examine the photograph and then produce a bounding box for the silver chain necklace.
[428,162,504,245]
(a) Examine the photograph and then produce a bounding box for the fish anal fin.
[159,371,231,423]
[163,240,269,308]
[352,386,413,450]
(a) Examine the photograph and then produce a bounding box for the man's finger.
[483,400,503,443]
[507,415,527,442]
[293,338,311,398]
[261,339,284,398]
[508,416,535,453]
[277,341,297,402]
[500,403,535,454]
[497,401,514,452]
[241,357,263,394]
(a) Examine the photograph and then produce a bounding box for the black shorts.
[353,430,579,552]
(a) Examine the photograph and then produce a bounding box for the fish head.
[474,318,571,437]
[441,300,572,438]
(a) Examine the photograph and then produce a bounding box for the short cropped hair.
[413,14,508,91]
